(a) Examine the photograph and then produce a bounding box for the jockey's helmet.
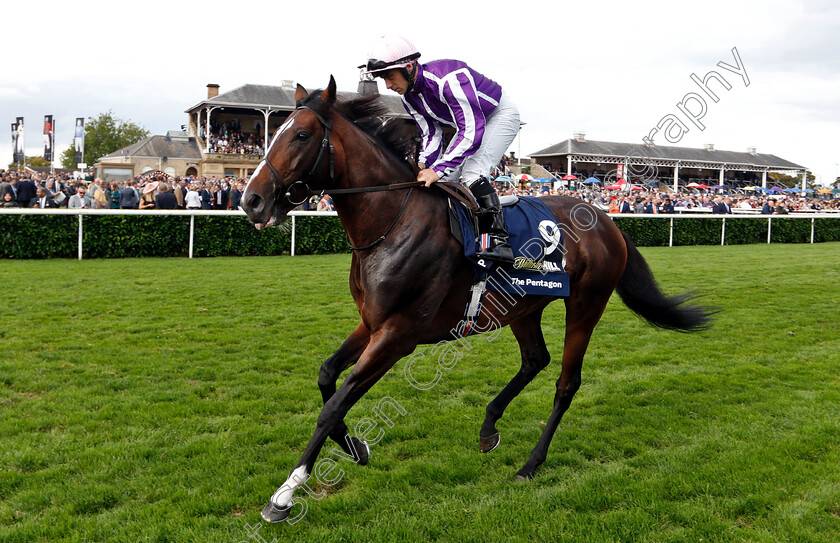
[362,35,420,76]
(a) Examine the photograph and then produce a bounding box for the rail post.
[78,215,83,260]
[291,215,297,257]
[189,215,195,258]
[669,217,674,247]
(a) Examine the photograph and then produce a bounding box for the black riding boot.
[469,177,514,263]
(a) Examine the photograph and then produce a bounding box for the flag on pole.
[14,117,25,164]
[11,123,18,164]
[43,115,54,161]
[74,117,85,165]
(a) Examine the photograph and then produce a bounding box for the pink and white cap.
[362,35,421,75]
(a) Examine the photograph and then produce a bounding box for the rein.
[348,186,415,251]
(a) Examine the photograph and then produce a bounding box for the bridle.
[259,102,424,250]
[261,104,336,206]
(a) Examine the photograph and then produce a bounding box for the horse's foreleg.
[516,294,609,480]
[317,323,370,455]
[262,327,417,522]
[479,310,550,453]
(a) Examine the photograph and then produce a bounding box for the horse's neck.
[342,127,413,188]
[331,129,425,249]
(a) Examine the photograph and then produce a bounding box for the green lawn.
[1,243,839,542]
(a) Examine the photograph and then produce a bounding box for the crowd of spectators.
[0,169,343,213]
[0,169,244,211]
[202,120,264,155]
[494,181,840,214]
[2,167,836,217]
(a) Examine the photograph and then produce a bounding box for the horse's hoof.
[479,432,500,453]
[261,501,292,523]
[515,470,534,482]
[351,436,370,466]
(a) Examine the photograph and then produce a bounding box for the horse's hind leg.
[317,323,370,459]
[479,309,550,453]
[516,292,610,480]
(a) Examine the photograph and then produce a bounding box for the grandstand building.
[529,132,808,191]
[94,80,408,181]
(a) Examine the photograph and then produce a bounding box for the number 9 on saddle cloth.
[447,193,571,320]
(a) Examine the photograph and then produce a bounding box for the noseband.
[262,104,335,206]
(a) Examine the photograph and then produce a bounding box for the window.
[103,168,132,182]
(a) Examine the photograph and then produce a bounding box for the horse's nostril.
[247,194,263,211]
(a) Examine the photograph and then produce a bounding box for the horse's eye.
[295,132,309,142]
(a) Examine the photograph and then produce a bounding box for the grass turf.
[1,243,839,542]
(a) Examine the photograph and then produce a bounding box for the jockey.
[362,35,520,263]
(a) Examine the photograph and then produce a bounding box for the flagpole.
[50,118,55,175]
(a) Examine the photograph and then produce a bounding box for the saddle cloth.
[448,195,570,298]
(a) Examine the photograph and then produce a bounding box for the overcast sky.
[3,0,838,185]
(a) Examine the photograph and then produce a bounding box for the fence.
[608,213,838,247]
[0,208,838,259]
[0,208,338,259]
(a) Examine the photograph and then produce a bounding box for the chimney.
[573,131,586,142]
[747,146,757,155]
[703,143,714,151]
[357,79,379,95]
[207,84,220,99]
[281,80,295,90]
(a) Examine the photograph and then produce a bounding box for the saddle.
[434,182,518,244]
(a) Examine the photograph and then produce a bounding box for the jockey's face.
[381,67,411,95]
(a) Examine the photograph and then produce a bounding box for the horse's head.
[241,77,338,229]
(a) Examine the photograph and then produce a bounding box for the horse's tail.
[615,230,716,332]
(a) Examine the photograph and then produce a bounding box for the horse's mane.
[300,91,416,172]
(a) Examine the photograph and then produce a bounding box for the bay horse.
[241,77,713,523]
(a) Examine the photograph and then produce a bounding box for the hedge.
[1,214,838,259]
[0,215,349,259]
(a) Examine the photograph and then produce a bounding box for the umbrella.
[804,189,814,194]
[687,182,700,187]
[583,177,601,184]
[493,175,514,186]
[711,185,726,189]
[769,187,784,193]
[630,185,645,191]
[782,187,800,193]
[695,184,709,189]
[832,189,840,194]
[519,174,533,181]
[605,183,624,190]
[562,174,578,180]
[817,189,831,194]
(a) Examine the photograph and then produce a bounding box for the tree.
[7,156,51,170]
[59,111,149,169]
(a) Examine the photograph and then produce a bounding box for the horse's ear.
[321,75,337,106]
[295,84,308,103]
